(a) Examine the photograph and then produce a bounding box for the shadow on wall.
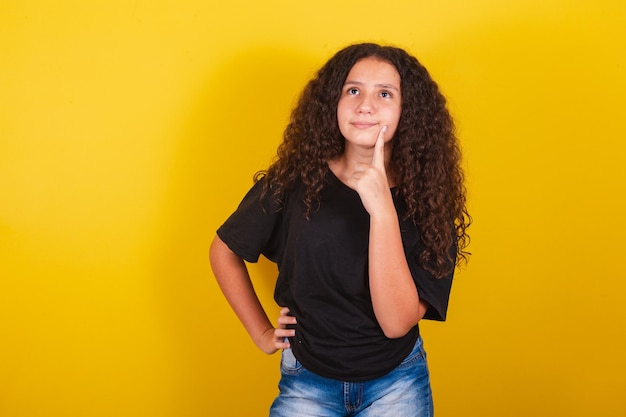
[150,44,319,413]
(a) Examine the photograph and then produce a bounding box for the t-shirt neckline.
[326,166,398,192]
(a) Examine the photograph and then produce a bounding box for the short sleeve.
[407,242,456,322]
[216,179,282,263]
[411,265,454,321]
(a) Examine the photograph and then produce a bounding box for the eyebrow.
[343,80,400,92]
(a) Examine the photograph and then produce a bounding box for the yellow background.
[1,0,624,416]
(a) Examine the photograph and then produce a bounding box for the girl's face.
[337,57,402,148]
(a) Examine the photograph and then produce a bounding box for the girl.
[209,42,470,417]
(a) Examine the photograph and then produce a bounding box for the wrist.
[369,204,398,223]
[254,327,278,355]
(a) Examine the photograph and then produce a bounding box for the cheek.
[385,108,402,134]
[385,126,399,142]
[380,114,399,140]
[336,107,349,135]
[336,100,350,120]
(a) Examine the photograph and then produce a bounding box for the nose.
[356,93,375,114]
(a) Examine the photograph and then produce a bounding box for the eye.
[346,87,359,95]
[380,91,392,98]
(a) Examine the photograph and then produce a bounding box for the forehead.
[345,57,401,86]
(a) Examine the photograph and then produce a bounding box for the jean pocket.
[280,348,304,375]
[397,339,427,370]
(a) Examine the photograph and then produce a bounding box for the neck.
[328,143,396,187]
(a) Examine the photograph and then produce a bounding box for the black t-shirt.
[217,170,454,381]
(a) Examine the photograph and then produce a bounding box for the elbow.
[382,327,412,339]
[383,324,418,339]
[378,302,428,339]
[379,318,420,339]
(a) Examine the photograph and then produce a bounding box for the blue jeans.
[269,337,433,417]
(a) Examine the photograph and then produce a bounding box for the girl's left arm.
[368,208,428,338]
[349,128,428,338]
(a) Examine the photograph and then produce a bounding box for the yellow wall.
[1,1,624,416]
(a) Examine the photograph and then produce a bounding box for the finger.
[275,339,291,349]
[277,307,297,329]
[277,315,297,328]
[275,328,296,338]
[371,125,387,169]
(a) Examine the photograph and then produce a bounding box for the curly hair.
[256,43,471,279]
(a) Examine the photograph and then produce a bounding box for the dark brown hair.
[257,43,471,278]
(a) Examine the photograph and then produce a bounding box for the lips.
[351,121,378,129]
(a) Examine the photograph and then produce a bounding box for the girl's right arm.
[209,235,293,354]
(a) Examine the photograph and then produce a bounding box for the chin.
[343,133,376,145]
